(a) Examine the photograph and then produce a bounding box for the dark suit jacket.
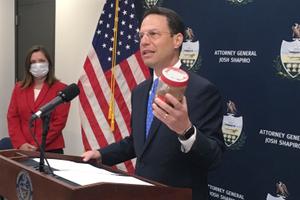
[7,81,70,150]
[100,69,225,200]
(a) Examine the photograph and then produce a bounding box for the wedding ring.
[164,113,168,119]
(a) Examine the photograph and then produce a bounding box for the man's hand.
[82,150,101,162]
[19,143,37,151]
[152,93,192,135]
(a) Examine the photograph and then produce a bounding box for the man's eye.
[138,33,144,38]
[149,32,158,36]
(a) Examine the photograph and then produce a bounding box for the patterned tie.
[145,78,159,138]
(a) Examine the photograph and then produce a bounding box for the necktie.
[145,78,159,138]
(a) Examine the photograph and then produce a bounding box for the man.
[82,7,225,200]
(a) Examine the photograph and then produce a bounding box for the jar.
[156,67,189,103]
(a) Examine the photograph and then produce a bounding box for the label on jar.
[156,67,189,103]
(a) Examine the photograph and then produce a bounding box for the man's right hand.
[81,150,101,162]
[19,143,37,151]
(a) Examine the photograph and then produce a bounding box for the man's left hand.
[152,93,192,135]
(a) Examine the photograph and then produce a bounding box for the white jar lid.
[161,67,189,87]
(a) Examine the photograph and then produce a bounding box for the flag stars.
[94,3,140,61]
[110,3,113,8]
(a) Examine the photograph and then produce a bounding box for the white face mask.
[30,62,49,78]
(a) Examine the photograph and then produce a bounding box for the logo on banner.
[266,181,289,200]
[143,0,163,8]
[180,27,201,72]
[222,100,246,149]
[16,170,33,200]
[227,0,253,6]
[275,23,300,80]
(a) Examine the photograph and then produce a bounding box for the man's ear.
[173,33,184,49]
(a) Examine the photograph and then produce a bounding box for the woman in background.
[7,45,70,154]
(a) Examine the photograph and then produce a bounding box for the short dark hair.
[142,7,185,37]
[21,45,57,88]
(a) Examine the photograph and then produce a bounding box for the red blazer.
[7,81,71,151]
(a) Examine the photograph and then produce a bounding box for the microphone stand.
[39,113,50,173]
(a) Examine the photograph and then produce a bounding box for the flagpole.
[108,0,120,131]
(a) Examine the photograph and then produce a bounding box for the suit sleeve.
[7,85,27,148]
[187,81,225,171]
[100,135,136,166]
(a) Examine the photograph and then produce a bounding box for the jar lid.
[160,67,189,87]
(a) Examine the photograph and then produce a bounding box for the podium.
[0,150,191,200]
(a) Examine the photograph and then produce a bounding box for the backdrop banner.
[136,0,300,199]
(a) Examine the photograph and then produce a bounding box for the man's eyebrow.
[140,28,160,32]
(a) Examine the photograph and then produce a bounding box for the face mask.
[29,62,49,78]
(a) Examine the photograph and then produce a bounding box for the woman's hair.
[20,45,57,88]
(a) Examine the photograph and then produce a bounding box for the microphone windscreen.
[60,83,80,102]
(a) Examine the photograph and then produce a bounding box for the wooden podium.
[0,150,191,200]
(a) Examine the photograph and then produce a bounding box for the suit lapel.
[138,79,162,155]
[142,117,161,151]
[25,85,35,112]
[134,79,151,153]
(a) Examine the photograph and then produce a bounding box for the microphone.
[31,83,80,120]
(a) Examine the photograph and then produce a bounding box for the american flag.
[78,0,150,173]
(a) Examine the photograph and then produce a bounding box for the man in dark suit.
[82,7,225,200]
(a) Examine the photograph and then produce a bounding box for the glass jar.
[156,67,189,103]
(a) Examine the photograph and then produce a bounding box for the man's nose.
[140,34,151,46]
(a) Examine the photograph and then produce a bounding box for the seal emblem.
[16,170,33,200]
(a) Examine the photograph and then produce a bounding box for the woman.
[7,45,70,154]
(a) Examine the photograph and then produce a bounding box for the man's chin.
[143,60,155,68]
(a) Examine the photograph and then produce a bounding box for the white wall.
[0,1,15,138]
[55,0,104,155]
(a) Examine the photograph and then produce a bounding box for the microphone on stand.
[31,83,80,121]
[29,83,80,173]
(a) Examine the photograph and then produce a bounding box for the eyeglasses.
[136,30,172,41]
